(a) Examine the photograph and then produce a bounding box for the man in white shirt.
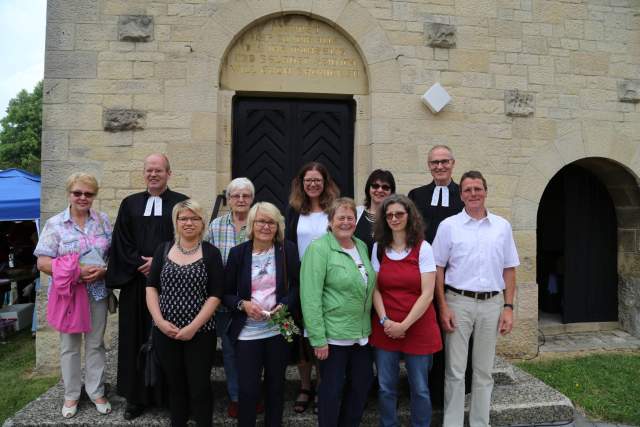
[432,170,519,427]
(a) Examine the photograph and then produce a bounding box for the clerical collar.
[430,185,450,207]
[144,196,163,216]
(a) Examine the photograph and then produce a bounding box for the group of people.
[35,146,519,427]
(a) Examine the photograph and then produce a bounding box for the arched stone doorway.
[219,14,369,211]
[534,158,640,333]
[187,0,401,206]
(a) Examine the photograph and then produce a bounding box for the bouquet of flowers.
[268,305,300,343]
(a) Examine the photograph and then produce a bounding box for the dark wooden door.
[233,97,354,212]
[537,164,618,323]
[562,165,618,323]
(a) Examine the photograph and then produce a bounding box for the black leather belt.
[445,285,500,301]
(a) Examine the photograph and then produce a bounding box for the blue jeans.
[318,344,374,427]
[216,309,239,401]
[376,349,433,427]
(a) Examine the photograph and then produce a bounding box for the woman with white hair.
[147,199,224,426]
[206,177,255,417]
[224,202,300,427]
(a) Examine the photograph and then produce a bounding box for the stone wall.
[38,0,640,370]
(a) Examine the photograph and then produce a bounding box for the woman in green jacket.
[300,197,376,427]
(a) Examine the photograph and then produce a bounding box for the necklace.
[177,240,201,255]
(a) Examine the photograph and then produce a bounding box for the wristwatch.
[379,315,389,325]
[503,303,514,310]
[236,300,245,311]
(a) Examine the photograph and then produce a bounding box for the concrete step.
[5,358,572,427]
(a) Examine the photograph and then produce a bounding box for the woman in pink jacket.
[35,173,112,418]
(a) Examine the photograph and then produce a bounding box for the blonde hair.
[65,173,99,194]
[172,199,206,241]
[326,197,357,223]
[246,202,285,244]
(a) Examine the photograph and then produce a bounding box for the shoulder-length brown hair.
[374,194,425,250]
[288,162,340,215]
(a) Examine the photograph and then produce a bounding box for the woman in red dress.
[370,194,442,427]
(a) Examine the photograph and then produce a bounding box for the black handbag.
[138,327,161,387]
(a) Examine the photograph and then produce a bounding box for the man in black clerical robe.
[106,154,188,420]
[408,145,468,408]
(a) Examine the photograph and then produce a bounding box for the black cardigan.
[223,239,300,344]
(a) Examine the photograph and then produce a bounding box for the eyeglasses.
[303,178,323,185]
[177,216,202,223]
[70,191,96,198]
[428,159,452,167]
[385,211,407,220]
[254,219,277,229]
[229,193,252,200]
[371,183,392,191]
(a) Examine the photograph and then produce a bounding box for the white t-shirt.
[371,241,436,274]
[296,211,328,261]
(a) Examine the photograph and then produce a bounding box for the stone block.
[47,0,98,23]
[165,82,217,113]
[43,79,68,104]
[97,61,133,79]
[45,51,97,79]
[245,0,281,17]
[209,1,256,36]
[146,112,191,129]
[449,49,489,72]
[76,23,118,41]
[617,80,640,103]
[571,52,610,76]
[424,23,456,48]
[456,0,496,17]
[618,229,637,253]
[133,94,164,111]
[103,109,147,132]
[41,131,69,161]
[44,104,102,130]
[523,35,548,54]
[46,22,75,51]
[191,112,217,141]
[311,0,349,22]
[118,15,154,42]
[505,90,535,117]
[133,61,154,78]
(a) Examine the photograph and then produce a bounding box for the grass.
[517,352,640,425]
[0,329,59,424]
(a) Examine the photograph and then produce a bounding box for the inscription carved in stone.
[505,90,535,117]
[118,15,154,42]
[617,80,640,103]
[424,23,456,48]
[103,109,146,132]
[221,15,367,95]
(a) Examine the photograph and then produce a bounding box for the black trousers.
[318,344,374,427]
[236,335,290,427]
[154,328,216,427]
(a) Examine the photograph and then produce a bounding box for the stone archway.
[513,136,640,338]
[185,0,401,204]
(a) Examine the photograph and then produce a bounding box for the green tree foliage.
[0,81,43,174]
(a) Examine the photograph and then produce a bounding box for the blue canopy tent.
[0,169,41,231]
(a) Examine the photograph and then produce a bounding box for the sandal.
[293,389,313,413]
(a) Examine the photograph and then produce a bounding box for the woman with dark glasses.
[34,173,113,418]
[355,169,396,255]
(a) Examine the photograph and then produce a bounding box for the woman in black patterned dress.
[146,199,224,427]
